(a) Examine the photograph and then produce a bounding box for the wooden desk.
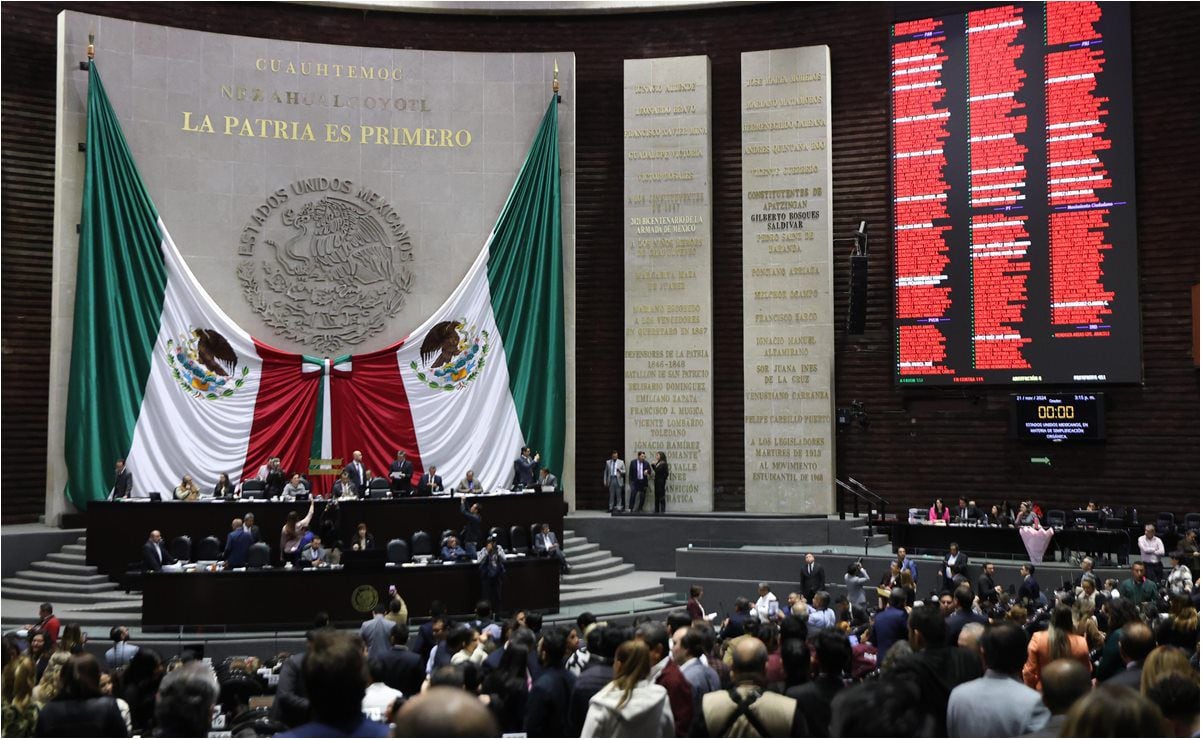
[87,492,566,576]
[140,557,560,630]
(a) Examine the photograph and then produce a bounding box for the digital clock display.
[1011,393,1104,442]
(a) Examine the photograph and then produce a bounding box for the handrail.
[847,477,888,505]
[836,478,887,532]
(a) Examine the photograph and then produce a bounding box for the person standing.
[1138,524,1166,582]
[389,450,414,497]
[112,459,132,499]
[1117,562,1159,605]
[799,553,826,601]
[580,640,675,738]
[459,496,483,558]
[361,605,394,664]
[222,518,253,569]
[603,451,626,513]
[104,627,138,670]
[942,542,968,591]
[480,537,507,614]
[844,561,870,609]
[945,623,1050,737]
[525,626,576,737]
[513,446,540,489]
[628,452,652,513]
[277,631,389,738]
[140,531,176,572]
[651,452,669,514]
[258,457,286,498]
[345,450,367,495]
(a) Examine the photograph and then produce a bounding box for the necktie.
[808,564,812,574]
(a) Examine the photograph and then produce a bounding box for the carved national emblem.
[351,584,379,613]
[238,183,415,354]
[410,319,490,391]
[166,328,249,400]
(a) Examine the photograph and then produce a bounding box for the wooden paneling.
[2,2,1196,524]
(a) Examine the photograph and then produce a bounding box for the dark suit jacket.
[141,540,176,572]
[223,527,253,568]
[800,563,826,599]
[568,662,613,736]
[419,474,443,495]
[513,455,537,487]
[380,645,425,697]
[1103,664,1143,689]
[389,460,414,493]
[943,552,969,581]
[786,673,843,737]
[113,469,133,498]
[524,666,575,737]
[33,696,127,738]
[977,573,998,595]
[345,461,367,492]
[629,459,652,491]
[656,657,694,737]
[271,652,309,727]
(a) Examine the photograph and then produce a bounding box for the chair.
[387,538,410,564]
[488,526,511,552]
[241,480,265,497]
[1184,513,1199,532]
[439,529,456,549]
[229,708,288,739]
[1046,510,1066,529]
[410,530,433,558]
[246,542,270,568]
[509,525,530,553]
[1156,512,1177,536]
[367,478,390,499]
[169,535,192,563]
[529,523,544,551]
[196,535,222,561]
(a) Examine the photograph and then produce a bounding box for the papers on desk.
[161,562,184,573]
[705,612,717,621]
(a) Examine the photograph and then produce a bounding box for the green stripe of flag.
[486,97,566,474]
[64,61,168,509]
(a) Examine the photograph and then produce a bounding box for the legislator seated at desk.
[457,470,483,494]
[440,535,471,563]
[418,466,444,496]
[332,471,359,500]
[536,468,558,490]
[299,535,331,568]
[174,475,200,501]
[533,523,569,574]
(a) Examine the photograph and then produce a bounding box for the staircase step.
[30,560,99,576]
[559,583,666,606]
[62,544,88,556]
[562,530,575,539]
[77,536,88,546]
[565,556,625,576]
[563,543,599,557]
[46,552,87,565]
[3,578,120,594]
[562,562,634,585]
[568,549,612,566]
[0,587,138,605]
[15,570,112,586]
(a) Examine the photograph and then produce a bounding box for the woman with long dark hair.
[33,653,127,736]
[651,452,669,514]
[479,643,530,734]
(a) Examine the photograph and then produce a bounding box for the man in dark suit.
[953,497,982,523]
[112,459,133,499]
[534,524,569,573]
[418,465,444,496]
[800,552,826,600]
[141,530,177,572]
[524,626,576,737]
[628,451,652,512]
[380,623,424,697]
[223,518,253,568]
[344,450,367,494]
[942,542,969,590]
[389,450,414,497]
[946,585,989,647]
[977,561,1003,597]
[1103,621,1154,688]
[242,512,261,544]
[513,446,539,489]
[635,621,693,736]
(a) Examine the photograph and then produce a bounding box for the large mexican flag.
[63,61,565,507]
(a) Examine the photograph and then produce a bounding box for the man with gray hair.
[1077,557,1095,588]
[154,661,219,737]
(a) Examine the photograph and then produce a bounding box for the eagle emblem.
[165,328,250,400]
[237,185,415,354]
[410,319,490,391]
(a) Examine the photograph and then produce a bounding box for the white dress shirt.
[1138,535,1165,563]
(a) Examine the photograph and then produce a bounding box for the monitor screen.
[1010,393,1105,442]
[891,3,1141,385]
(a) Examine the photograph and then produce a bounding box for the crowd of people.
[113,446,561,502]
[4,527,1198,739]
